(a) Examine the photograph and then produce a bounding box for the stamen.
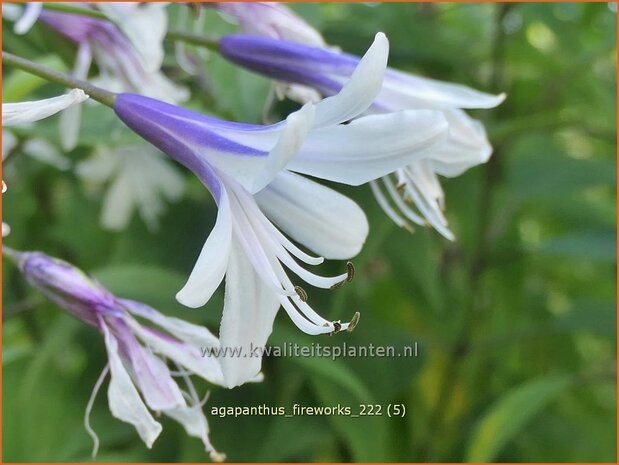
[347,312,361,332]
[346,262,355,282]
[294,285,308,302]
[84,363,110,458]
[330,280,346,290]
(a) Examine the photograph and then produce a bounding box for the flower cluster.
[2,2,504,459]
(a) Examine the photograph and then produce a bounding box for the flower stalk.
[2,52,116,107]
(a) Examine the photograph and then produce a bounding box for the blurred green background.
[2,2,617,462]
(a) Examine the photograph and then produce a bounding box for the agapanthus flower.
[219,34,506,239]
[5,248,228,461]
[77,145,185,232]
[113,33,448,387]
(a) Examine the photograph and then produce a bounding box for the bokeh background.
[2,2,617,462]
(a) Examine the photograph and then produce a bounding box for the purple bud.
[18,251,118,327]
[219,34,358,95]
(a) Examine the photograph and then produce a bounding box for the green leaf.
[466,375,573,462]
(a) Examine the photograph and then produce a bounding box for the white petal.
[100,164,136,231]
[23,138,71,170]
[101,322,162,448]
[14,3,42,35]
[218,234,280,388]
[250,103,315,193]
[163,405,225,461]
[2,130,18,158]
[121,298,220,349]
[255,172,368,260]
[76,146,121,184]
[98,3,168,71]
[429,109,493,177]
[126,317,226,386]
[2,222,11,237]
[289,109,448,186]
[2,89,89,127]
[176,189,232,308]
[122,331,187,411]
[312,32,389,128]
[382,69,506,110]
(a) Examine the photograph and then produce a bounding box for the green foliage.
[2,3,616,462]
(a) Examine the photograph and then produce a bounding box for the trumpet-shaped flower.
[7,249,227,461]
[77,145,185,232]
[113,33,448,387]
[219,34,505,239]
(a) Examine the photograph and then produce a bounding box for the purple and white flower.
[219,34,506,239]
[113,33,448,387]
[7,248,228,461]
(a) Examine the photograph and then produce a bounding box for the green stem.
[166,30,220,52]
[2,52,116,107]
[42,3,108,20]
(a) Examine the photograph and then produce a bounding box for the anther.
[403,223,415,234]
[347,312,361,332]
[330,280,346,290]
[346,261,355,282]
[294,285,308,302]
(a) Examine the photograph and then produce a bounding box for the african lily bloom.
[219,34,506,239]
[5,3,188,150]
[113,33,448,387]
[5,248,227,461]
[77,145,185,232]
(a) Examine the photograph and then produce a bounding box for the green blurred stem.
[40,4,221,51]
[421,4,515,461]
[42,3,108,19]
[2,52,116,107]
[166,30,220,51]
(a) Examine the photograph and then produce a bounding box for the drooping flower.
[113,33,448,387]
[5,248,228,461]
[76,145,185,232]
[218,34,506,239]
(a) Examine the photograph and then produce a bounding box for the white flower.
[114,33,449,387]
[76,145,185,232]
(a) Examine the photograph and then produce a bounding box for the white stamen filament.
[383,175,426,225]
[370,179,411,230]
[84,363,111,458]
[225,181,356,336]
